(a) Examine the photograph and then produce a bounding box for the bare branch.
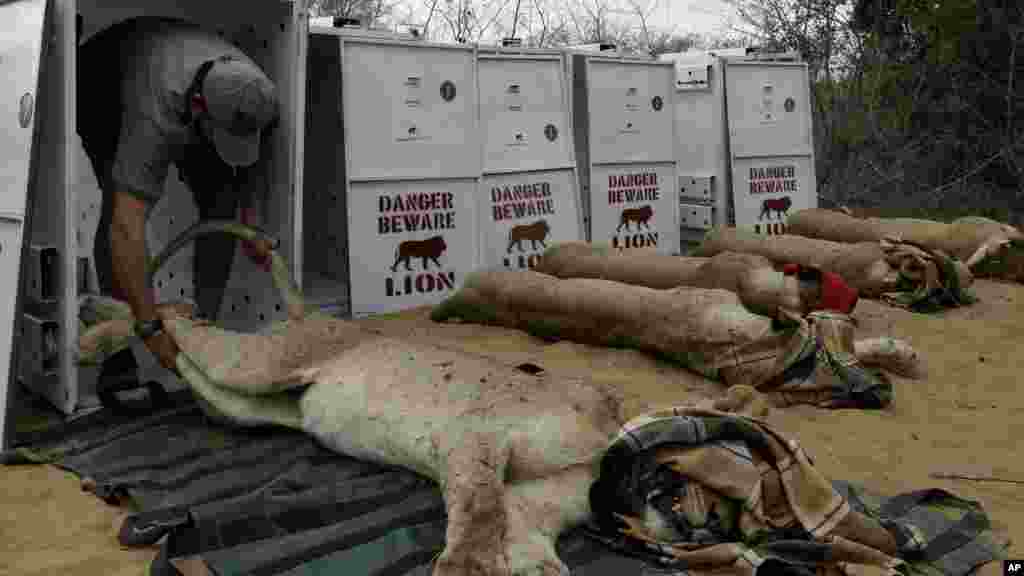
[423,0,442,37]
[623,0,656,53]
[475,0,516,40]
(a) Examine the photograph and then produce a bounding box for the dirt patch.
[0,465,154,576]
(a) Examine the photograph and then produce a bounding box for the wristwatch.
[134,318,165,341]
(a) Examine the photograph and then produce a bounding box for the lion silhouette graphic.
[616,205,654,233]
[507,220,551,253]
[759,196,792,221]
[391,235,447,272]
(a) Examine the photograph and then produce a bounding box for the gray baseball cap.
[202,57,279,167]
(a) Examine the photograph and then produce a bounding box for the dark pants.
[78,27,239,321]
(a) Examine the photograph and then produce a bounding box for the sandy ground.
[1,279,1022,575]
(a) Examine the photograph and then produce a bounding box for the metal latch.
[27,244,59,303]
[21,314,59,379]
[679,175,715,204]
[675,65,710,90]
[680,203,714,230]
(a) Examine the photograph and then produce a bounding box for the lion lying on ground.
[83,298,627,575]
[79,290,923,576]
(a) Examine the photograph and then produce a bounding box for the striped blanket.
[587,408,1008,576]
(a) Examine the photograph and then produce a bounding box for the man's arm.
[106,116,181,372]
[109,116,171,321]
[109,189,179,375]
[110,190,158,322]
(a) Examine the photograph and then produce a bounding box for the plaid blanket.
[878,241,977,313]
[586,408,1008,576]
[747,312,893,410]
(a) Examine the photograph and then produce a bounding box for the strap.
[119,505,193,547]
[182,56,229,125]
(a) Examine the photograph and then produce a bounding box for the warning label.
[607,172,661,205]
[591,164,677,255]
[749,165,798,195]
[601,169,667,250]
[377,192,457,235]
[479,171,580,271]
[491,182,555,222]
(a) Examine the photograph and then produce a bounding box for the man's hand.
[144,330,181,375]
[241,236,273,272]
[239,206,272,272]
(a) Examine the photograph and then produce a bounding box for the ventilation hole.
[248,24,256,33]
[169,272,174,279]
[515,362,545,375]
[274,303,281,312]
[279,23,285,32]
[179,288,185,297]
[263,40,269,50]
[244,294,251,303]
[81,211,87,221]
[169,217,175,225]
[157,280,164,289]
[231,304,237,312]
[258,313,266,321]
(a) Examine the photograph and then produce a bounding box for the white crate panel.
[347,179,478,317]
[730,155,816,234]
[478,169,580,270]
[680,202,713,230]
[679,175,714,203]
[725,62,813,159]
[342,41,478,181]
[478,56,573,173]
[0,0,46,217]
[0,218,25,447]
[589,163,679,254]
[586,61,675,165]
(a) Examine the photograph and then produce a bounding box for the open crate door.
[0,0,51,449]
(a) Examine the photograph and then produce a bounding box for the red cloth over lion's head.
[783,264,859,314]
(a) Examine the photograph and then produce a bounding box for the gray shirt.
[107,19,255,203]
